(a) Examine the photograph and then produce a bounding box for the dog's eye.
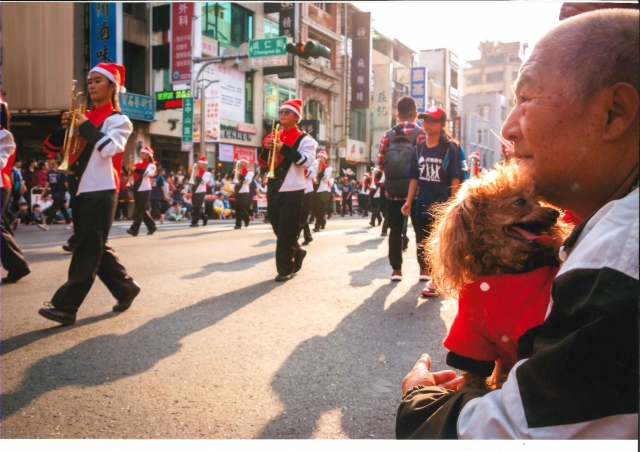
[514,198,527,206]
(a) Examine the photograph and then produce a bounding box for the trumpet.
[188,163,198,185]
[266,121,281,179]
[232,160,242,184]
[58,80,87,174]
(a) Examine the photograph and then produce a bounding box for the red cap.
[90,63,126,93]
[418,106,446,122]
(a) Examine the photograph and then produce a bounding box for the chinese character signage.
[372,63,393,151]
[263,3,297,79]
[90,3,117,69]
[182,96,194,151]
[120,92,155,122]
[410,67,427,113]
[351,12,371,110]
[156,89,191,110]
[298,119,320,140]
[171,2,193,84]
[219,144,258,164]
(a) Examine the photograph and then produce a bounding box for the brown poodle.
[424,160,571,390]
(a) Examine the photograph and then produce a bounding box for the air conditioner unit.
[317,57,331,69]
[317,124,327,141]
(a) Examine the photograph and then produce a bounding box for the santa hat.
[470,151,481,160]
[140,146,154,157]
[238,158,249,164]
[90,63,127,93]
[280,99,302,122]
[197,156,207,165]
[316,150,328,159]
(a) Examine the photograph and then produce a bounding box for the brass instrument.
[58,80,87,174]
[266,121,281,179]
[232,160,242,185]
[126,155,134,186]
[188,163,198,185]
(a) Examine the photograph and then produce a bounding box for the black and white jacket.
[396,188,639,439]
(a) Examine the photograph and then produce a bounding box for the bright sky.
[356,1,565,64]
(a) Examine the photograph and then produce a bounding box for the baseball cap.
[418,106,447,123]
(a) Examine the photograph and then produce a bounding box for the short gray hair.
[533,9,639,106]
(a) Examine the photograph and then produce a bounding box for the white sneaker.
[37,223,49,231]
[419,270,429,281]
[390,270,403,281]
[65,223,73,230]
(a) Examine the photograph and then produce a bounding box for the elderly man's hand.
[402,354,463,396]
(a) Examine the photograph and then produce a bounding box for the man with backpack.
[375,96,426,282]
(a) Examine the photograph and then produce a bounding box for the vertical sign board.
[351,12,371,110]
[263,3,296,79]
[372,64,393,154]
[410,67,427,113]
[181,97,194,152]
[171,2,193,84]
[90,3,117,69]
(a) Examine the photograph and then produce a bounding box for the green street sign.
[249,37,288,58]
[182,97,194,142]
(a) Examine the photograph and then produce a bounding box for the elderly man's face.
[501,47,604,207]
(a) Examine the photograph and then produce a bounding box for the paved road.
[1,215,456,439]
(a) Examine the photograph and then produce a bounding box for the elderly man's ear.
[602,82,639,142]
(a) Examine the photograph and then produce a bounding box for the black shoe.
[1,268,31,284]
[234,226,241,229]
[293,248,307,273]
[381,232,388,237]
[275,273,295,282]
[38,304,76,325]
[126,229,138,236]
[190,224,199,228]
[62,244,75,253]
[244,222,249,228]
[301,237,313,246]
[147,227,157,236]
[263,219,269,223]
[113,281,141,312]
[312,228,320,233]
[203,218,208,226]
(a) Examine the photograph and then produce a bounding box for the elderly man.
[396,9,638,439]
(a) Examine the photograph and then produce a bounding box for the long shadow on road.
[182,252,273,280]
[2,279,277,420]
[257,281,448,439]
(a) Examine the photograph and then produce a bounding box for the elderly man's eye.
[514,198,527,206]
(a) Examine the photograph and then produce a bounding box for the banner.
[90,3,117,68]
[170,2,193,84]
[351,12,371,110]
[410,67,427,113]
[219,144,258,165]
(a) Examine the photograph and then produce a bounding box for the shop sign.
[410,67,427,113]
[219,144,258,164]
[181,96,194,151]
[298,119,319,140]
[156,89,192,111]
[90,3,117,69]
[170,2,193,84]
[220,125,254,142]
[120,92,155,122]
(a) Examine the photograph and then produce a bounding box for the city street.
[1,215,456,439]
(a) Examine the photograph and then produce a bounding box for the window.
[123,3,145,19]
[245,72,253,124]
[304,99,326,124]
[467,75,483,86]
[264,17,279,39]
[477,105,490,120]
[350,109,366,142]
[123,41,146,95]
[486,72,503,83]
[450,69,458,89]
[486,55,504,65]
[264,82,296,119]
[201,3,253,49]
[313,3,328,11]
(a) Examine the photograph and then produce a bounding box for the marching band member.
[190,156,210,227]
[0,94,31,284]
[357,173,371,217]
[369,170,383,227]
[312,149,331,232]
[126,146,157,236]
[233,158,253,229]
[299,157,318,245]
[38,62,140,325]
[259,99,316,282]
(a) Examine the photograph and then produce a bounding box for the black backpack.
[383,126,423,198]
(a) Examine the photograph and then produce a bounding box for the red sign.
[170,3,193,84]
[234,146,258,165]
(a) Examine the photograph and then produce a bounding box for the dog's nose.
[547,208,559,218]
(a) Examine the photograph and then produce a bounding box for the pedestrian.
[375,96,426,282]
[190,156,210,227]
[259,99,316,281]
[312,149,331,232]
[38,157,71,230]
[233,159,254,229]
[396,8,639,439]
[115,165,132,220]
[357,173,370,217]
[369,172,383,227]
[401,106,461,294]
[127,146,157,236]
[9,156,25,217]
[150,166,169,223]
[38,62,141,325]
[0,94,31,284]
[21,158,37,210]
[340,176,353,216]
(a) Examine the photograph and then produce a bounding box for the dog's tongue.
[510,226,555,245]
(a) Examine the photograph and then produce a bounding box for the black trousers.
[388,199,412,271]
[191,192,207,225]
[235,192,251,228]
[51,190,136,314]
[130,190,155,233]
[115,199,130,219]
[411,215,434,272]
[380,195,389,235]
[341,193,353,216]
[267,188,304,275]
[370,197,382,226]
[298,191,313,242]
[1,188,30,278]
[151,198,169,220]
[45,197,71,224]
[358,194,369,216]
[314,191,331,230]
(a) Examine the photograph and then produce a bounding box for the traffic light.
[286,40,331,60]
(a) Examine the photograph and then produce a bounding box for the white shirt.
[280,135,317,192]
[238,170,254,194]
[0,129,16,189]
[137,162,157,192]
[78,114,133,195]
[316,164,332,193]
[194,170,211,194]
[305,160,318,194]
